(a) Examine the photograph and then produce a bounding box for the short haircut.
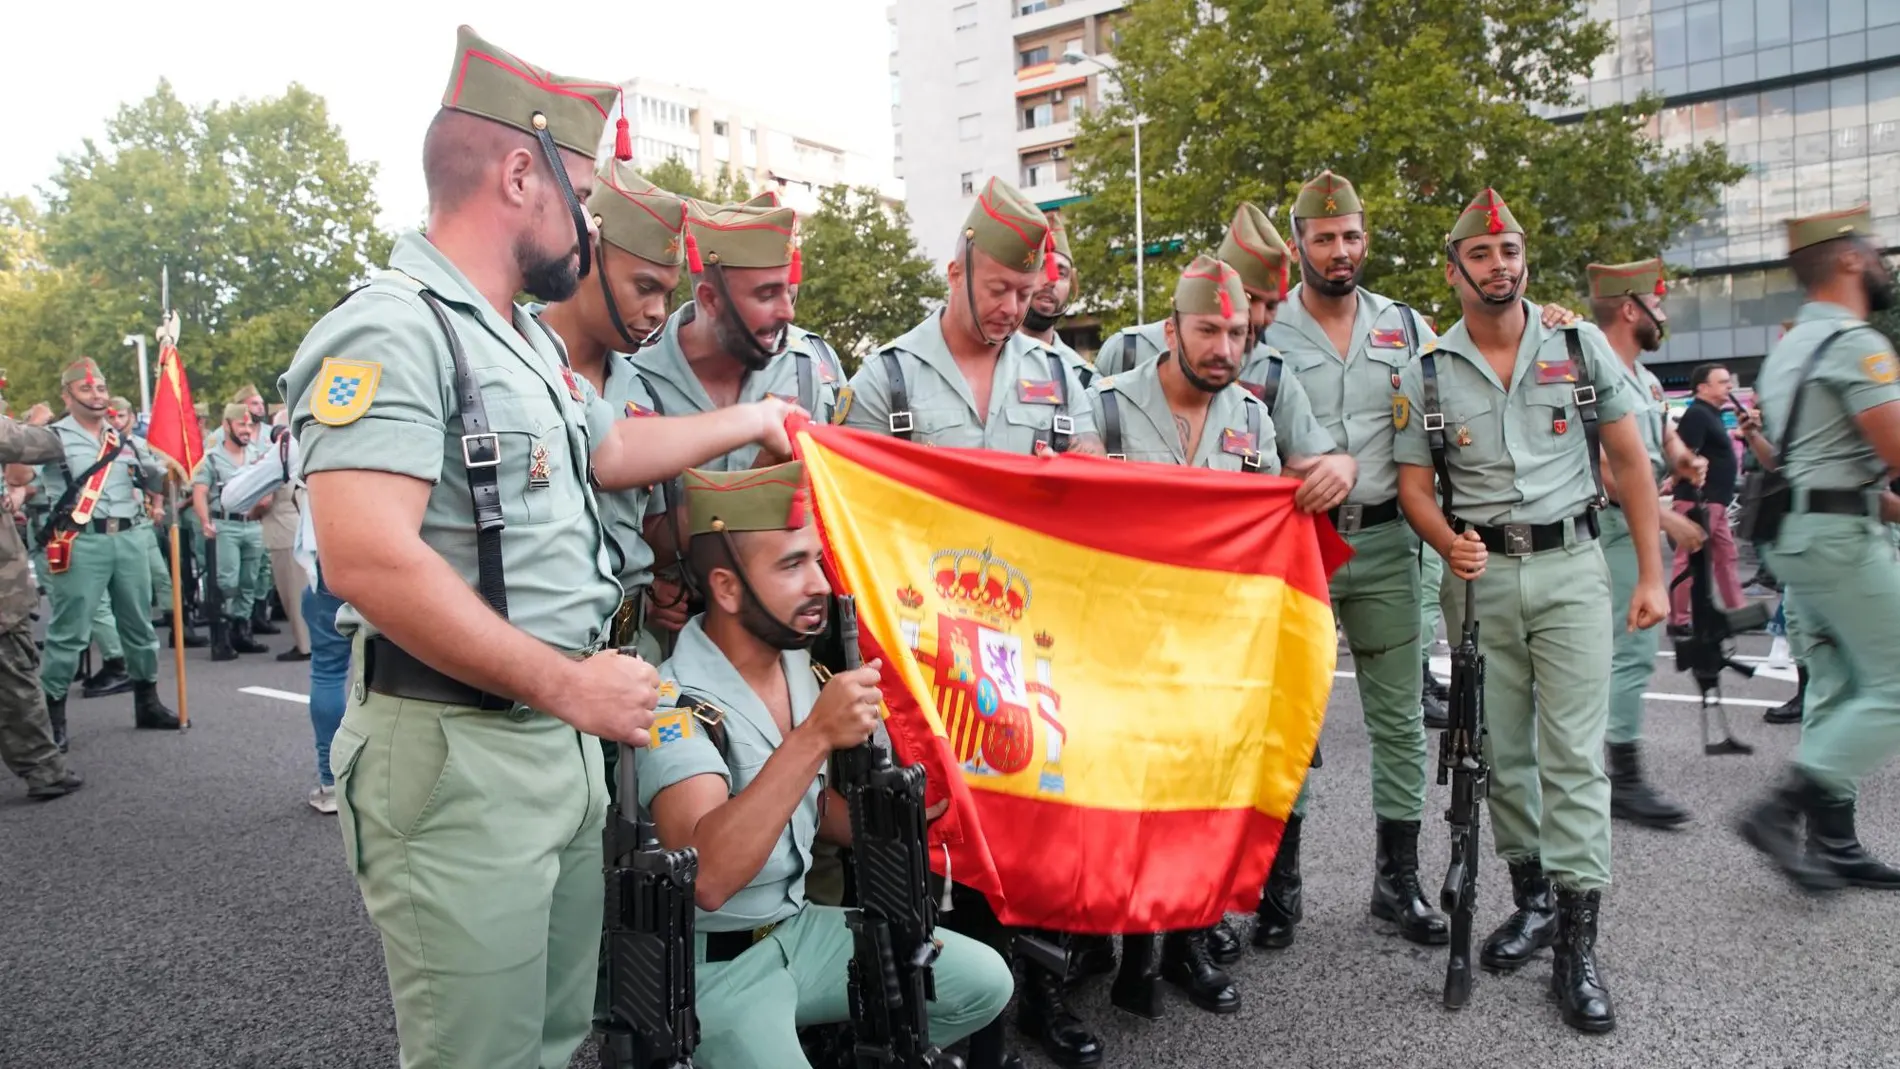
[1689,363,1728,388]
[1789,237,1860,291]
[421,107,536,212]
[1588,295,1627,327]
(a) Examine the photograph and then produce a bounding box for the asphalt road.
[4,620,1897,1069]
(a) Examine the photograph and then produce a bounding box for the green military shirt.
[1096,320,1169,377]
[1393,303,1636,525]
[1609,355,1668,481]
[1758,301,1900,491]
[571,355,662,595]
[37,416,167,520]
[282,229,621,651]
[1035,331,1098,389]
[637,616,825,932]
[194,439,266,507]
[1257,285,1436,507]
[844,310,1096,453]
[634,304,839,471]
[787,323,847,390]
[1086,360,1282,474]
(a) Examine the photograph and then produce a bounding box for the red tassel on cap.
[685,230,703,274]
[789,246,803,286]
[1218,277,1236,318]
[1277,263,1288,301]
[1654,277,1666,296]
[1486,207,1504,235]
[615,117,632,162]
[1043,231,1059,282]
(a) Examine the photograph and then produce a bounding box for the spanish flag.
[794,420,1348,934]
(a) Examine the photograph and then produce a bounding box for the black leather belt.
[80,517,142,534]
[1327,497,1402,535]
[704,925,777,962]
[364,636,514,711]
[1795,488,1878,517]
[214,511,253,523]
[1454,512,1600,557]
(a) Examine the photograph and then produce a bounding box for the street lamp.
[1062,48,1145,322]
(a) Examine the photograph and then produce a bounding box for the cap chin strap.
[1447,240,1523,306]
[962,241,1014,348]
[1625,293,1668,341]
[530,116,592,282]
[716,529,823,651]
[593,237,651,351]
[705,263,788,368]
[1297,247,1360,298]
[1170,316,1227,395]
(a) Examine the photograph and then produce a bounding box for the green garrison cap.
[684,201,798,272]
[232,383,260,403]
[745,189,782,208]
[1291,169,1363,220]
[1046,211,1073,264]
[1787,203,1875,254]
[1218,203,1291,297]
[440,24,628,160]
[1447,188,1524,244]
[108,395,133,415]
[221,403,250,423]
[1587,258,1668,299]
[1174,254,1247,319]
[684,461,810,537]
[591,158,687,266]
[963,177,1055,275]
[60,359,103,387]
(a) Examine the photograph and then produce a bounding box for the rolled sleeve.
[1830,328,1900,415]
[1575,325,1635,423]
[1271,372,1338,458]
[287,290,449,483]
[1393,362,1432,467]
[633,722,730,809]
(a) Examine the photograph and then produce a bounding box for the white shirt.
[220,432,318,592]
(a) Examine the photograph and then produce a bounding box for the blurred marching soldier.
[193,403,272,660]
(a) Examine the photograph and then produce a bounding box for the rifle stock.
[1437,579,1487,1011]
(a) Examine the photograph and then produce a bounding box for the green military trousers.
[1420,547,1445,660]
[1327,518,1428,821]
[330,648,606,1069]
[148,525,172,615]
[250,547,275,614]
[692,904,1013,1069]
[90,589,123,661]
[1440,533,1614,891]
[43,527,158,702]
[215,520,266,619]
[1601,507,1663,744]
[1766,513,1900,802]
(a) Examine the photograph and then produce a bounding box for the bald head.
[423,107,542,213]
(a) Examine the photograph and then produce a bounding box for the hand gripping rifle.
[1668,489,1764,756]
[1437,579,1488,1011]
[830,596,963,1069]
[600,649,700,1069]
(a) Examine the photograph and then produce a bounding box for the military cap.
[232,383,261,403]
[222,403,251,423]
[1174,255,1247,319]
[1587,258,1668,300]
[108,395,133,415]
[1787,203,1875,255]
[1217,203,1291,298]
[1292,170,1363,220]
[1046,211,1074,265]
[440,24,630,160]
[962,177,1055,278]
[193,402,210,420]
[744,189,782,208]
[1447,188,1524,244]
[590,158,687,267]
[60,359,103,387]
[684,201,797,273]
[684,461,809,537]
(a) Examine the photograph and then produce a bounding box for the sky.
[6,0,896,230]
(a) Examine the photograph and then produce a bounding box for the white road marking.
[240,686,310,704]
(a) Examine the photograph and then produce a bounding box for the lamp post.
[1062,48,1144,322]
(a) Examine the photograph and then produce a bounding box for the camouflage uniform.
[0,415,81,797]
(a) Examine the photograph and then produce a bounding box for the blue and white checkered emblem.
[326,376,362,408]
[311,358,382,427]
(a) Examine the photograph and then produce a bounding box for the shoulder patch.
[648,709,695,749]
[831,385,855,425]
[310,358,382,427]
[657,679,680,708]
[1392,394,1410,430]
[1862,351,1899,385]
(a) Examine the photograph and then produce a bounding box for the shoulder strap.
[1392,301,1422,358]
[795,349,815,414]
[1101,387,1125,460]
[416,289,509,619]
[806,333,845,385]
[1242,396,1266,474]
[1122,331,1137,372]
[880,350,914,441]
[1775,327,1855,473]
[1258,354,1284,415]
[1419,352,1455,517]
[1563,329,1607,509]
[1042,350,1074,454]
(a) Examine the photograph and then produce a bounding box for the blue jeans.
[304,580,349,787]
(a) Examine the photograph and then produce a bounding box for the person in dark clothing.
[1668,363,1748,627]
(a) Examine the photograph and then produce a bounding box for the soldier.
[1018,211,1096,387]
[280,27,791,1067]
[1585,259,1709,829]
[74,395,176,694]
[193,404,272,660]
[843,176,1101,1069]
[1738,203,1900,894]
[35,358,179,744]
[637,461,1013,1068]
[217,385,282,638]
[0,402,86,799]
[1393,188,1666,1034]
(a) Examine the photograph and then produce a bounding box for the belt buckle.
[104,518,120,534]
[461,432,501,469]
[888,411,914,435]
[1052,414,1075,436]
[751,923,778,945]
[1503,523,1534,557]
[1335,504,1364,534]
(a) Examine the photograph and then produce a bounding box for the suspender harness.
[1100,389,1266,473]
[880,349,1074,452]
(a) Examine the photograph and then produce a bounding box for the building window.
[954,2,977,29]
[960,172,975,195]
[1023,162,1050,187]
[713,120,728,136]
[959,113,981,140]
[956,58,981,84]
[1019,0,1049,13]
[1024,102,1054,128]
[1020,45,1051,68]
[1064,37,1083,59]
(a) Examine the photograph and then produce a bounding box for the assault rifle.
[599,651,700,1069]
[1437,580,1488,1011]
[1669,492,1765,756]
[830,596,963,1069]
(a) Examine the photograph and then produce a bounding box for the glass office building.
[1560,0,1900,383]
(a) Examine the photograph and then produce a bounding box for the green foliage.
[0,80,386,409]
[1067,0,1745,334]
[794,185,944,369]
[645,157,707,202]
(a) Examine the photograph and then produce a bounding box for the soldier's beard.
[1022,307,1059,333]
[740,594,827,651]
[518,234,581,303]
[1865,264,1897,313]
[1637,319,1663,352]
[1302,253,1363,298]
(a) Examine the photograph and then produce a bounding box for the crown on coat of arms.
[895,585,925,609]
[930,541,1030,621]
[1034,631,1054,649]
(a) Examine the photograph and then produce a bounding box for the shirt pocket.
[1520,382,1583,445]
[1001,404,1055,455]
[910,405,977,446]
[474,370,584,528]
[1355,348,1409,431]
[1444,392,1500,453]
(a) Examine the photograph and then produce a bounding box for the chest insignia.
[624,401,658,419]
[1219,427,1258,457]
[1017,379,1062,405]
[1533,358,1579,385]
[528,443,552,490]
[1650,383,1665,402]
[1456,424,1473,448]
[1370,328,1407,349]
[559,366,585,403]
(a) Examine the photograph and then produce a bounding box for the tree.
[794,185,945,369]
[1,80,387,407]
[645,157,707,202]
[1067,0,1744,334]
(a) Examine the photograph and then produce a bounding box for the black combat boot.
[1480,856,1557,971]
[1066,934,1117,984]
[1550,889,1615,1033]
[1807,798,1900,890]
[1016,963,1103,1067]
[1109,934,1161,1020]
[1764,665,1806,724]
[1737,767,1844,893]
[210,615,237,662]
[133,681,180,730]
[1370,818,1450,944]
[45,694,69,753]
[1422,661,1449,730]
[27,772,84,801]
[229,617,270,655]
[1607,741,1691,829]
[250,600,281,635]
[81,657,134,698]
[1204,916,1242,965]
[1161,929,1240,1014]
[174,619,208,649]
[1253,812,1303,949]
[1424,660,1450,702]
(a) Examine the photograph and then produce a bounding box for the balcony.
[1015,62,1092,97]
[1018,118,1077,151]
[1022,176,1077,207]
[1014,0,1125,38]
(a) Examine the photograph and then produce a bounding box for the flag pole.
[158,265,189,731]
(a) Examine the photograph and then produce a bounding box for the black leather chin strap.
[715,529,821,649]
[962,240,1010,347]
[1447,240,1523,306]
[593,236,646,351]
[531,116,592,282]
[1626,293,1668,341]
[704,263,787,365]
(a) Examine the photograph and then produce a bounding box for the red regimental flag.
[146,342,205,479]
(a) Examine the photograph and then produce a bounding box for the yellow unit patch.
[1862,351,1899,385]
[649,710,695,749]
[830,386,855,426]
[1391,394,1409,430]
[311,358,383,426]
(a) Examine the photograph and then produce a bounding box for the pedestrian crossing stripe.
[649,710,694,749]
[311,358,383,426]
